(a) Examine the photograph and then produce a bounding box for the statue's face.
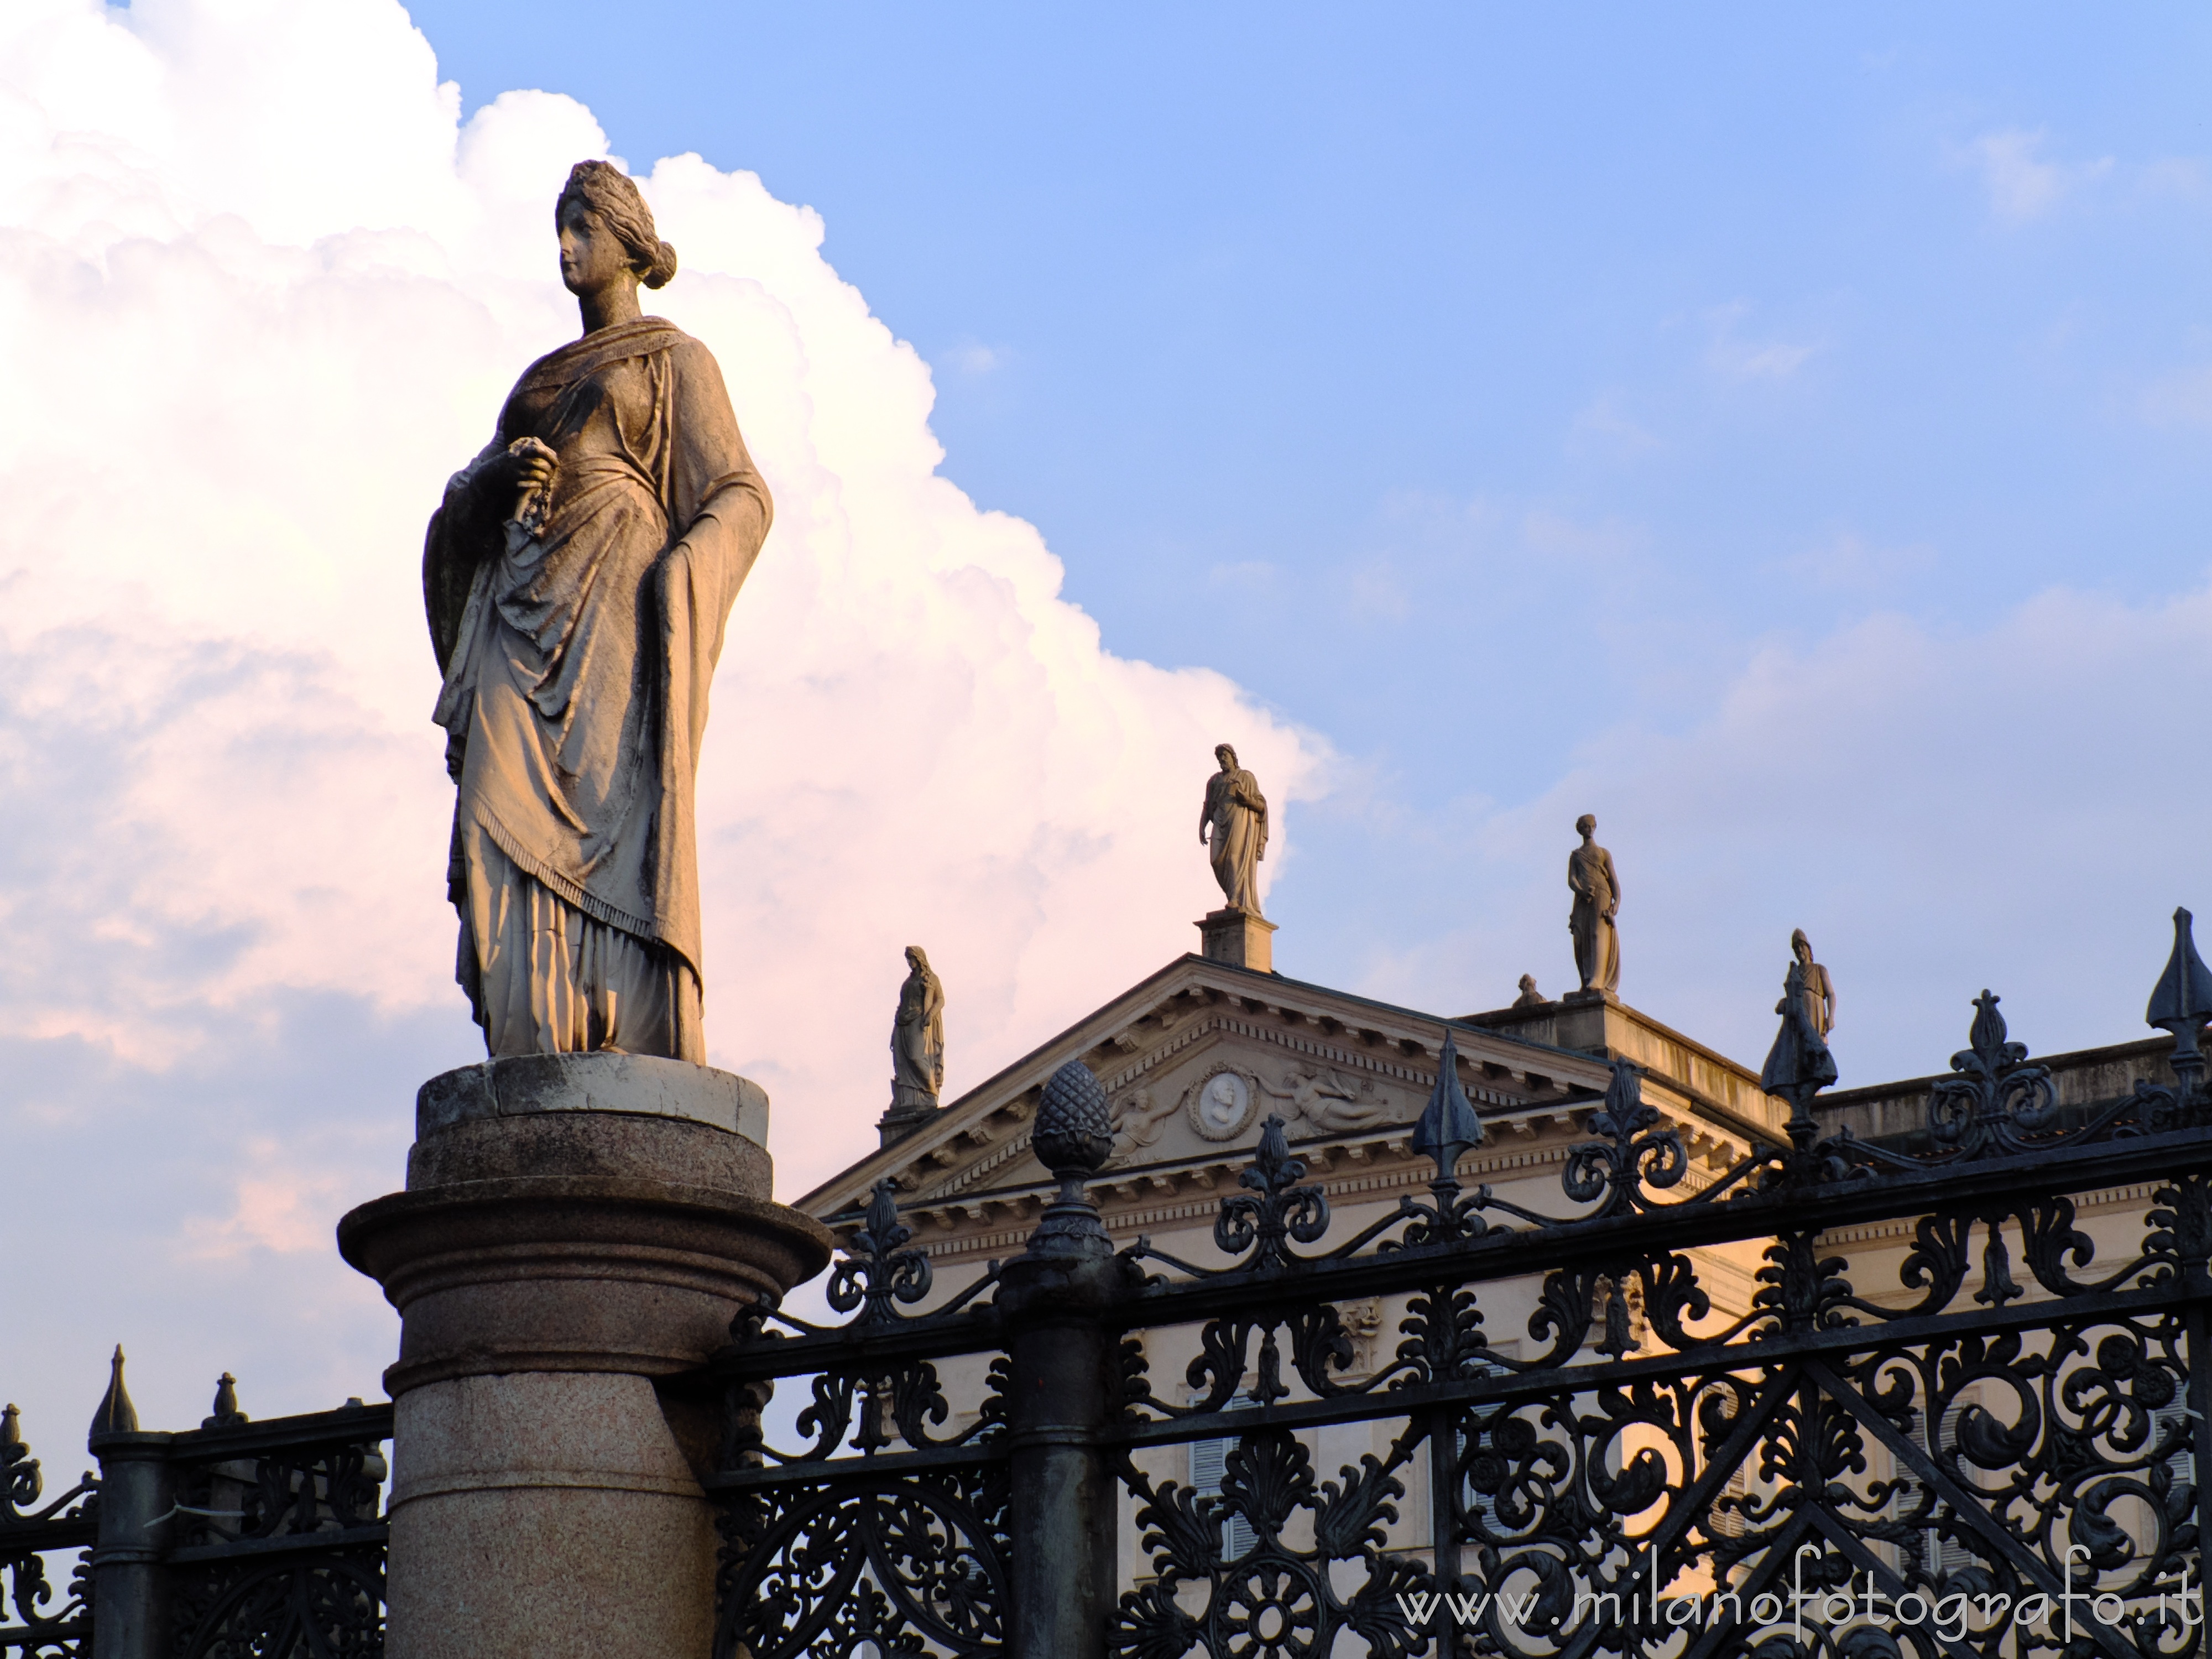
[557,199,632,298]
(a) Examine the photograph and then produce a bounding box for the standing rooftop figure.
[1201,744,1269,915]
[1567,813,1621,997]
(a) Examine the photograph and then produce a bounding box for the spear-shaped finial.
[2148,906,2212,1105]
[88,1345,139,1439]
[1410,1030,1485,1182]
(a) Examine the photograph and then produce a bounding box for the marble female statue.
[890,946,946,1110]
[424,160,771,1061]
[1566,813,1621,995]
[1200,744,1269,914]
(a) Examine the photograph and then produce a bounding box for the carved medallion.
[1188,1065,1255,1141]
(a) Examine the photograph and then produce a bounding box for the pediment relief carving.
[1107,1049,1405,1165]
[824,962,1648,1220]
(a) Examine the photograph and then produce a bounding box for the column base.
[339,1055,833,1659]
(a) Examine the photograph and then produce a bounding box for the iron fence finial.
[2148,905,2212,1105]
[89,1343,138,1439]
[1024,1059,1114,1259]
[1408,1030,1484,1182]
[826,1176,933,1322]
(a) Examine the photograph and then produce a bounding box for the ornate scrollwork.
[1391,1281,1488,1386]
[716,1467,1011,1659]
[826,1178,934,1324]
[169,1553,384,1659]
[1,1406,96,1659]
[156,1390,388,1659]
[706,917,2212,1659]
[1173,1304,1360,1415]
[1928,991,2062,1157]
[1114,1428,1427,1659]
[1752,1230,1855,1335]
[752,1352,1007,1467]
[1213,1117,1329,1272]
[1561,1060,1686,1217]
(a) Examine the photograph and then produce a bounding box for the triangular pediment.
[795,954,1648,1228]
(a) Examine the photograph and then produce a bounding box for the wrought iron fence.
[700,911,2212,1659]
[2,1402,97,1658]
[19,914,2212,1658]
[0,1361,390,1659]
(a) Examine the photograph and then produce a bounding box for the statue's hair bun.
[643,238,679,289]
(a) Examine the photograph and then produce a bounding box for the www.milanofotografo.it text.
[1395,1547,2205,1642]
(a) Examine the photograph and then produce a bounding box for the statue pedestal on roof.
[338,1055,831,1659]
[1197,906,1277,973]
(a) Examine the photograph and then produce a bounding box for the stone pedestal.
[338,1054,832,1659]
[1197,907,1277,973]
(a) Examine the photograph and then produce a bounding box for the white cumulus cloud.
[0,0,1323,1435]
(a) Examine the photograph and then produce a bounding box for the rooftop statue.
[424,161,771,1061]
[1567,813,1621,996]
[890,946,946,1114]
[1512,973,1545,1008]
[1760,928,1839,1101]
[1200,744,1269,915]
[1788,928,1835,1039]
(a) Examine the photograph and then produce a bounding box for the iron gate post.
[1000,1252,1129,1659]
[86,1350,173,1659]
[999,1059,1131,1659]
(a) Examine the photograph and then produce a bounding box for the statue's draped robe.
[424,317,771,1060]
[1204,768,1269,914]
[1567,842,1621,995]
[1798,960,1835,1039]
[1761,957,1839,1097]
[890,968,946,1109]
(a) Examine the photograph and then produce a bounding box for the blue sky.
[4,0,2212,1438]
[405,0,2212,1040]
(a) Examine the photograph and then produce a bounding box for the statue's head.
[905,945,931,974]
[1574,813,1597,837]
[556,160,679,294]
[1215,743,1238,771]
[1518,973,1536,993]
[1791,928,1812,962]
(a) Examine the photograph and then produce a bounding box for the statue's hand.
[479,437,557,504]
[499,436,557,494]
[509,438,557,496]
[492,437,559,535]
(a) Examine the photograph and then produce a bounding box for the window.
[1903,1402,1975,1577]
[1189,1434,1259,1561]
